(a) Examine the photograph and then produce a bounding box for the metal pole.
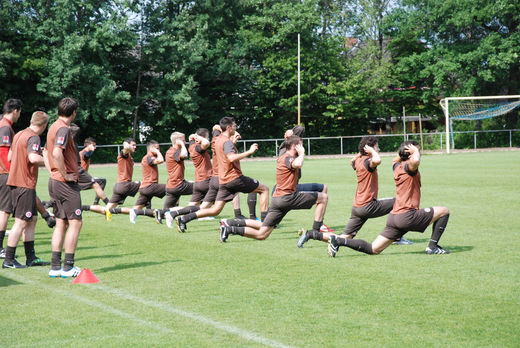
[340,137,343,155]
[418,113,424,152]
[444,99,450,153]
[275,139,278,157]
[307,138,310,156]
[402,106,406,141]
[474,132,477,149]
[510,130,512,148]
[297,33,301,125]
[440,133,443,151]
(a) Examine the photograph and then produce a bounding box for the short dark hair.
[196,128,209,138]
[219,116,235,131]
[124,137,135,144]
[292,125,305,137]
[58,97,79,117]
[70,123,80,138]
[147,140,159,149]
[283,135,302,150]
[3,99,23,114]
[84,137,96,146]
[358,136,379,155]
[398,140,419,161]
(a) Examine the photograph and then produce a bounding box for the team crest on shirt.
[57,136,65,145]
[75,209,82,216]
[254,179,258,184]
[425,208,431,213]
[2,136,9,143]
[25,211,32,218]
[32,143,40,151]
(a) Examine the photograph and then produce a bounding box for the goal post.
[440,95,520,153]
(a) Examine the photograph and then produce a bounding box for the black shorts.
[202,176,219,203]
[262,191,318,227]
[135,183,166,206]
[48,178,82,220]
[164,180,194,209]
[216,176,260,202]
[343,197,395,236]
[78,168,95,190]
[0,174,12,213]
[191,178,210,203]
[10,187,37,221]
[272,182,325,195]
[381,208,434,240]
[109,181,141,204]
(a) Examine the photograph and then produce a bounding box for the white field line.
[3,273,294,348]
[92,283,295,348]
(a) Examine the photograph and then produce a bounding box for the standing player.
[0,99,22,259]
[176,117,269,232]
[328,141,451,256]
[2,111,50,268]
[129,140,165,223]
[219,136,328,242]
[47,97,83,277]
[298,136,399,250]
[162,132,192,208]
[104,138,139,220]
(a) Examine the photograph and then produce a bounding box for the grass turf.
[2,151,519,347]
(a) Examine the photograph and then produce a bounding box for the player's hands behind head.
[295,144,305,155]
[405,144,418,154]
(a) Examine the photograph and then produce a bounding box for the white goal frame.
[440,95,520,153]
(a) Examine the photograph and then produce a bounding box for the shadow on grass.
[78,253,142,261]
[95,260,181,274]
[394,245,474,255]
[0,275,23,287]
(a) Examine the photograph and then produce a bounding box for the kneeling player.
[2,111,50,268]
[328,141,450,256]
[219,136,328,242]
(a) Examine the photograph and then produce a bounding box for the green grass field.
[2,151,520,347]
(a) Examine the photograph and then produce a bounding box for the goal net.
[439,96,520,152]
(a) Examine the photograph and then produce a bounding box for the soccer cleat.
[219,225,230,243]
[425,245,451,255]
[48,268,62,278]
[320,224,335,233]
[297,228,309,248]
[165,211,174,228]
[328,235,339,258]
[105,208,112,221]
[154,209,163,224]
[176,217,187,233]
[129,209,137,224]
[61,266,81,278]
[393,237,413,245]
[220,219,230,227]
[26,257,51,267]
[2,259,27,269]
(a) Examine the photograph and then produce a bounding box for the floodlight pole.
[297,33,301,125]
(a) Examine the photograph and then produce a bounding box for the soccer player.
[78,136,108,205]
[2,111,50,268]
[275,125,334,233]
[0,99,22,259]
[129,140,165,223]
[298,136,402,250]
[176,117,269,232]
[219,135,328,242]
[328,141,451,256]
[47,97,83,277]
[104,138,139,220]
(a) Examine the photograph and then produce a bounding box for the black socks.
[338,238,374,255]
[247,192,257,219]
[429,214,449,249]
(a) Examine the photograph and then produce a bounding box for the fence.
[89,129,520,164]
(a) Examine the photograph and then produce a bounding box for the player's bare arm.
[364,144,381,169]
[227,143,258,163]
[291,144,305,169]
[151,146,164,165]
[406,144,421,171]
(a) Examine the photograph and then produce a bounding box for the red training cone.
[73,268,99,284]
